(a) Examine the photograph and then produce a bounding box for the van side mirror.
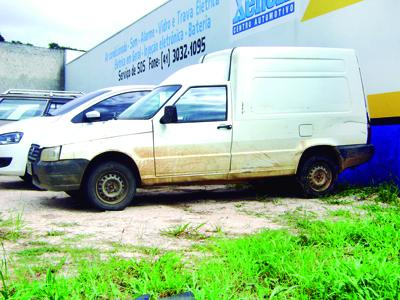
[85,110,101,122]
[160,106,177,124]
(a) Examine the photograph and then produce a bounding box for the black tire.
[65,190,83,199]
[20,173,32,184]
[83,161,136,211]
[297,156,338,198]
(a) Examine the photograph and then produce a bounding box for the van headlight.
[0,132,24,145]
[40,146,61,162]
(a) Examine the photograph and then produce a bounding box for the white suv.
[0,85,153,180]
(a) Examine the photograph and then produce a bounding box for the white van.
[29,47,374,210]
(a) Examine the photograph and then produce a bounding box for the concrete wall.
[0,42,65,93]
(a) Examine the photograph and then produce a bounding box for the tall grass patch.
[2,196,400,298]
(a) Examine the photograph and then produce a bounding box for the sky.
[0,0,168,51]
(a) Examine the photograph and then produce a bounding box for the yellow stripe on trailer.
[368,91,400,119]
[302,0,364,22]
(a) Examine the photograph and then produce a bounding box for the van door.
[153,86,232,177]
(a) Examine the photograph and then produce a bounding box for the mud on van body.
[29,47,374,210]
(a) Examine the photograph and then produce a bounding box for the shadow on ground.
[38,176,303,211]
[0,178,40,191]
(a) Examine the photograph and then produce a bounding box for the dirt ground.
[0,176,350,253]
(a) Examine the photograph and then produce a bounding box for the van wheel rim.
[96,172,128,205]
[307,165,332,192]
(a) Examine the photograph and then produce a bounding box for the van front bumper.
[31,159,89,191]
[337,144,375,170]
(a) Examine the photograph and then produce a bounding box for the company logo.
[233,0,295,35]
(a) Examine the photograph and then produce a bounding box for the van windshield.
[118,85,181,120]
[49,89,110,116]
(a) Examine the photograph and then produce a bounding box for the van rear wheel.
[84,161,136,211]
[297,156,338,197]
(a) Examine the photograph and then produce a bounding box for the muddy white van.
[29,47,374,210]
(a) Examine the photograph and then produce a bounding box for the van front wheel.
[84,161,136,211]
[297,156,338,197]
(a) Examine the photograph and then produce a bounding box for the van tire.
[83,161,136,211]
[65,190,83,199]
[297,156,338,197]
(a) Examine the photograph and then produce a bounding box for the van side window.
[174,86,227,123]
[72,91,149,123]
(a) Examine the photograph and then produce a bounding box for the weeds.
[17,246,62,258]
[0,244,9,300]
[209,225,224,236]
[328,209,353,218]
[161,223,207,240]
[2,184,400,298]
[53,222,79,228]
[325,183,400,206]
[110,242,161,256]
[376,183,399,204]
[29,257,67,277]
[62,233,93,243]
[281,207,317,229]
[46,230,65,237]
[237,208,269,218]
[4,204,400,299]
[0,212,25,241]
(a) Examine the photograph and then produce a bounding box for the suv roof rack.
[2,89,83,98]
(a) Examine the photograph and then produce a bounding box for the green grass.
[52,222,80,228]
[46,230,66,237]
[62,233,93,243]
[237,207,269,218]
[1,185,400,299]
[16,246,62,258]
[0,212,25,241]
[325,183,399,205]
[110,242,162,256]
[2,202,399,299]
[161,223,207,240]
[0,244,9,299]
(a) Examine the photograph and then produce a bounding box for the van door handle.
[217,124,232,130]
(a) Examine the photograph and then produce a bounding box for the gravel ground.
[0,176,349,253]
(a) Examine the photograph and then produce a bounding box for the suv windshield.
[50,89,110,116]
[118,85,181,120]
[0,98,47,121]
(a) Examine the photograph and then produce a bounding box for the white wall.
[0,43,65,93]
[65,0,400,101]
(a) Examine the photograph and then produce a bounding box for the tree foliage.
[48,42,62,49]
[0,34,5,42]
[48,42,82,51]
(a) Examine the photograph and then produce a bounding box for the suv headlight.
[40,146,61,162]
[0,132,24,145]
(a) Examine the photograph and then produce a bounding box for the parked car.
[0,85,153,180]
[0,89,83,126]
[29,47,374,211]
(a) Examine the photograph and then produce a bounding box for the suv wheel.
[84,161,136,211]
[20,173,32,184]
[297,156,338,197]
